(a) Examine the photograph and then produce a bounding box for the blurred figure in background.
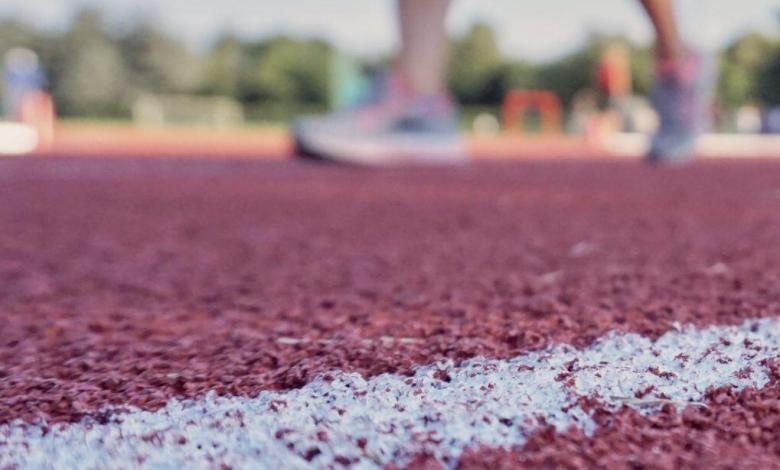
[294,0,712,165]
[2,48,47,120]
[2,48,56,152]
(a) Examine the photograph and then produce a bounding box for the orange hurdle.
[502,90,563,135]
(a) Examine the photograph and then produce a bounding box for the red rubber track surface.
[1,157,780,467]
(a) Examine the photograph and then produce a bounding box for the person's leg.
[293,0,464,165]
[397,0,450,97]
[637,0,714,163]
[638,0,684,62]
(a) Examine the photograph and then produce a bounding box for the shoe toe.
[647,132,696,164]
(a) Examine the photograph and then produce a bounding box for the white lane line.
[2,319,779,469]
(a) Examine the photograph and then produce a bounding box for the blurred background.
[0,0,779,157]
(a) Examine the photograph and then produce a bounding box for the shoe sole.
[294,130,467,167]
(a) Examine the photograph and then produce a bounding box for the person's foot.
[293,91,466,166]
[647,51,713,164]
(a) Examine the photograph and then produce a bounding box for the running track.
[1,157,780,468]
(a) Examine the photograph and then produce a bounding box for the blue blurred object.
[765,107,780,134]
[2,47,46,119]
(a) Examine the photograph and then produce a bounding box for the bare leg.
[397,0,451,96]
[638,0,684,61]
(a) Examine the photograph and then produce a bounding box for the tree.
[448,23,504,104]
[535,33,619,109]
[495,60,538,101]
[238,37,330,105]
[119,20,203,95]
[0,20,46,57]
[49,9,127,116]
[718,32,777,108]
[202,35,243,96]
[756,48,780,106]
[628,46,653,97]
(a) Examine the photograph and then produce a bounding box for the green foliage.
[498,61,538,92]
[718,32,779,107]
[118,21,202,95]
[447,29,652,110]
[535,43,600,108]
[1,11,777,120]
[202,36,243,97]
[237,37,330,105]
[49,10,127,116]
[629,47,653,97]
[3,9,204,117]
[448,23,504,104]
[0,20,45,55]
[757,48,780,106]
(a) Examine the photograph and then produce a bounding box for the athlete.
[293,0,712,165]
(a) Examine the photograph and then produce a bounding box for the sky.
[0,0,778,61]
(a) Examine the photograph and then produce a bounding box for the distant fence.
[132,94,244,128]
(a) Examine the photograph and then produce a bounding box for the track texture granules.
[1,157,779,467]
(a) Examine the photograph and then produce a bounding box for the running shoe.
[293,82,466,166]
[647,51,714,164]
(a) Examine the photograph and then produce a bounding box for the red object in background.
[502,90,563,134]
[18,91,56,151]
[597,44,632,99]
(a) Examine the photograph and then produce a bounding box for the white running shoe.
[648,51,715,164]
[293,82,466,166]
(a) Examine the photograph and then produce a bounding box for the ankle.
[656,48,696,79]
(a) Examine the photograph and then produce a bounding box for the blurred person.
[294,0,712,165]
[763,107,780,134]
[2,48,47,120]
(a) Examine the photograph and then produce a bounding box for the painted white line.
[1,319,779,469]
